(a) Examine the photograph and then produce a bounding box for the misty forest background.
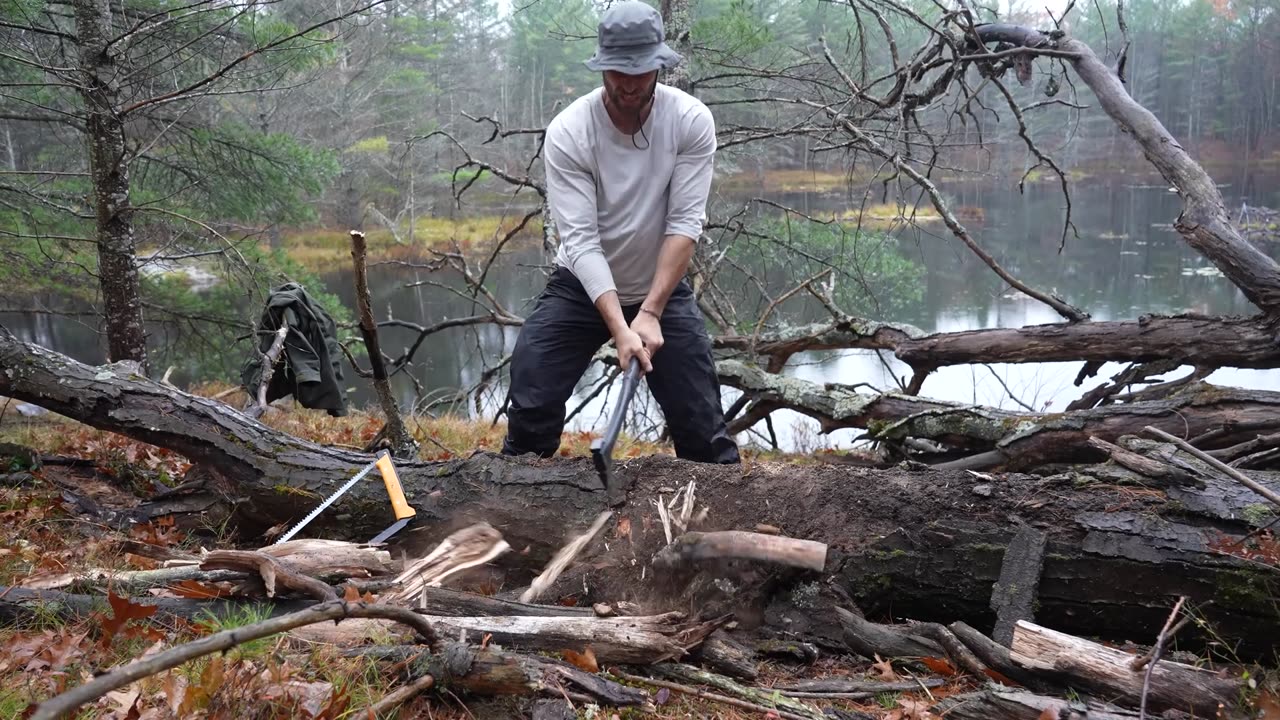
[3,0,1280,452]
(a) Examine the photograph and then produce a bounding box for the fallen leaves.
[97,591,159,650]
[919,656,957,676]
[168,579,234,599]
[886,696,938,720]
[128,516,184,548]
[561,646,598,673]
[871,653,899,681]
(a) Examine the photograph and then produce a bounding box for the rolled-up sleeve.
[545,122,616,303]
[665,104,716,241]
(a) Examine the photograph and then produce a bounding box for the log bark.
[1009,620,1239,716]
[719,358,1280,469]
[723,314,1280,372]
[350,645,649,706]
[932,685,1146,720]
[2,336,1278,660]
[290,612,722,665]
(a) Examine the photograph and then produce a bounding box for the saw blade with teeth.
[273,451,386,545]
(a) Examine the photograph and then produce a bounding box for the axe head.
[591,438,626,507]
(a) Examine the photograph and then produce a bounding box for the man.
[500,0,739,465]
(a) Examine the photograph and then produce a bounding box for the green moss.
[868,548,910,561]
[273,484,317,498]
[1214,568,1279,615]
[1242,503,1276,526]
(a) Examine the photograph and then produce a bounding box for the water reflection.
[5,177,1279,453]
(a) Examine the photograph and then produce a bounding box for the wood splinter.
[653,530,827,572]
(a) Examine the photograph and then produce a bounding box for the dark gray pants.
[501,267,740,464]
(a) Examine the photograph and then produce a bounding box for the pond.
[6,171,1280,453]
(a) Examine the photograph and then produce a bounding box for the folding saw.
[273,449,417,545]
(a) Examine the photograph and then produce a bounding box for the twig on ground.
[363,673,436,717]
[612,671,817,720]
[1134,596,1186,720]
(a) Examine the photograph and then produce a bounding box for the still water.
[6,175,1280,452]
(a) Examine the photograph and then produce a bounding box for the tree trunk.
[660,0,693,94]
[1,334,1276,660]
[723,314,1280,371]
[718,358,1280,468]
[74,0,148,369]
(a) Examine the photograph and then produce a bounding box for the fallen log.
[3,336,1278,659]
[721,313,1280,372]
[0,586,314,626]
[932,685,1148,720]
[1009,620,1240,716]
[0,584,599,629]
[290,612,723,664]
[357,643,649,707]
[718,358,1280,469]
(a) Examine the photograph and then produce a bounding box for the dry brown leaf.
[562,646,598,673]
[1037,709,1058,720]
[871,653,899,681]
[895,696,936,720]
[342,584,362,602]
[102,688,142,720]
[169,579,231,599]
[919,656,957,676]
[615,516,632,540]
[98,591,158,649]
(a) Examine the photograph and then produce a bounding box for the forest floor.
[0,393,969,720]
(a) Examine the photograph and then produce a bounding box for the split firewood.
[653,530,827,572]
[518,510,611,603]
[258,539,395,578]
[20,565,248,594]
[1009,620,1240,716]
[386,523,510,605]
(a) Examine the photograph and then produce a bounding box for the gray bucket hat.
[584,1,681,75]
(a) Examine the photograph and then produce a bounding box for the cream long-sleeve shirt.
[545,83,715,305]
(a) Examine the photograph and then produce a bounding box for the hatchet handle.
[375,452,416,520]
